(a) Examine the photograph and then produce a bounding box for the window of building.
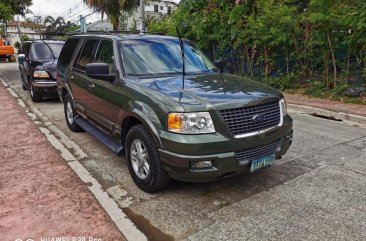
[160,6,163,10]
[154,5,158,12]
[168,7,172,15]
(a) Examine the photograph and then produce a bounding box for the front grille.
[236,139,280,164]
[219,101,281,137]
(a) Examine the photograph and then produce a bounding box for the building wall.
[5,24,43,52]
[123,0,178,31]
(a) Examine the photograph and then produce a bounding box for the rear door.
[71,39,99,116]
[57,38,80,98]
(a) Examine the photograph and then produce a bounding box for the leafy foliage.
[0,0,32,22]
[148,0,366,94]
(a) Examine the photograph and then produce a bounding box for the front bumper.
[32,81,58,96]
[158,115,293,182]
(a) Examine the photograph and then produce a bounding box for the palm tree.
[83,0,139,30]
[54,16,66,29]
[43,16,66,32]
[43,16,55,27]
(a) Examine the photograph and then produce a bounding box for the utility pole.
[140,0,145,32]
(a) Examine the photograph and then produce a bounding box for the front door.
[86,39,121,135]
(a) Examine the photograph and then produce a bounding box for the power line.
[63,6,89,19]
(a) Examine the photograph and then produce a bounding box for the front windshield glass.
[32,42,64,60]
[119,38,217,76]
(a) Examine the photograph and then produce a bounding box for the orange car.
[0,37,16,62]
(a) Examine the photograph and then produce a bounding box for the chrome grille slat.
[236,140,280,164]
[219,101,281,136]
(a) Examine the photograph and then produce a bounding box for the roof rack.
[68,30,166,36]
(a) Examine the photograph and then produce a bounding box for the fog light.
[190,161,213,169]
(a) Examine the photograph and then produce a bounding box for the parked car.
[57,33,293,192]
[19,40,64,102]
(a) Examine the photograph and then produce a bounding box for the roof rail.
[68,30,166,36]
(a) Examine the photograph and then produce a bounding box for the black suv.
[57,33,293,192]
[19,40,64,102]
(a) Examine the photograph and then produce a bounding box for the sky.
[27,0,102,24]
[26,0,181,25]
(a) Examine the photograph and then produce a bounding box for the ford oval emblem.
[253,114,265,122]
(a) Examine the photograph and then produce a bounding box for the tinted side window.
[94,40,114,70]
[74,39,98,70]
[59,38,80,68]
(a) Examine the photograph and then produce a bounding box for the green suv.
[57,33,293,192]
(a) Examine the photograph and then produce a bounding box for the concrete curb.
[0,74,148,241]
[288,103,366,126]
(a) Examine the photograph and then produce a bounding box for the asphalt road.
[1,62,366,241]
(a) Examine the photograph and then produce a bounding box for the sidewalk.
[0,86,125,240]
[284,93,366,117]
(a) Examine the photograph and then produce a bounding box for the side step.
[74,116,124,156]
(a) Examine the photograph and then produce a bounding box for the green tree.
[147,0,366,92]
[0,0,32,22]
[0,3,13,23]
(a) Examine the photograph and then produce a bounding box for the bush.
[304,81,328,97]
[260,74,296,91]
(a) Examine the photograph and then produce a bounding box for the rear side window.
[74,39,98,70]
[58,39,79,68]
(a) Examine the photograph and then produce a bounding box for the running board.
[74,116,124,156]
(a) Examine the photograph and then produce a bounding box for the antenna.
[176,27,185,89]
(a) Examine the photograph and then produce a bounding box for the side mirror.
[215,59,225,73]
[86,63,115,82]
[18,54,25,65]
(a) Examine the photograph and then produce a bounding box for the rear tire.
[9,56,16,62]
[126,124,170,192]
[29,82,42,102]
[64,93,83,132]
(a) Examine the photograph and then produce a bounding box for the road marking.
[69,161,147,241]
[7,87,18,98]
[0,75,148,241]
[47,124,89,160]
[0,74,9,87]
[107,185,134,208]
[38,126,77,162]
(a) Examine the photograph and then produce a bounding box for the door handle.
[88,83,95,90]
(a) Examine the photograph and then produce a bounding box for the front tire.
[64,93,83,132]
[21,75,27,90]
[29,81,42,102]
[126,124,170,192]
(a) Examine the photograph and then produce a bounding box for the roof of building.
[6,21,45,29]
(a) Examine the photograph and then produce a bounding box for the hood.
[32,58,58,70]
[138,73,282,111]
[31,58,58,80]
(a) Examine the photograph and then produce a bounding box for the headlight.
[33,70,49,78]
[280,98,287,116]
[168,112,216,134]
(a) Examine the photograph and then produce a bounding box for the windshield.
[119,39,217,76]
[31,42,64,60]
